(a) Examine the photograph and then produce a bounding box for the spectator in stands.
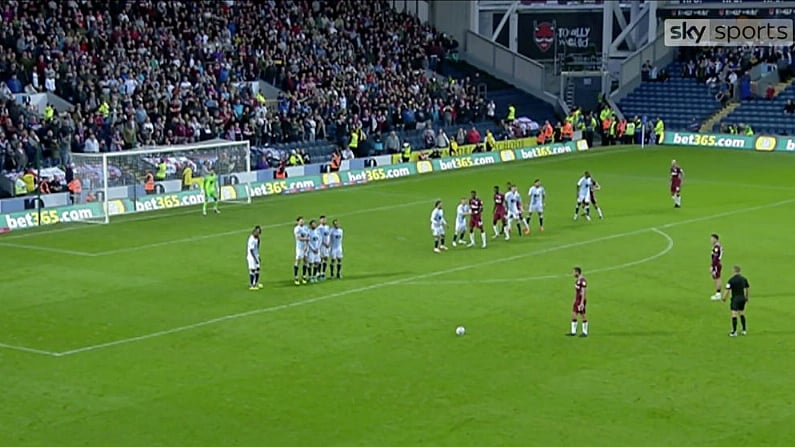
[256,155,270,171]
[299,149,311,165]
[455,128,466,146]
[436,129,450,149]
[329,151,342,173]
[466,126,481,145]
[785,100,795,114]
[641,61,651,82]
[486,100,496,122]
[84,132,100,153]
[385,131,401,154]
[682,60,697,78]
[341,146,355,161]
[766,85,776,100]
[423,126,436,149]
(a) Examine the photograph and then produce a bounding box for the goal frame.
[71,140,252,224]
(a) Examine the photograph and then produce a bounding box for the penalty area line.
[0,242,97,257]
[0,342,61,357]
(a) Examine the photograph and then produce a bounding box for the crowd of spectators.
[0,0,493,177]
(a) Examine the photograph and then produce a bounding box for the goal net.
[71,140,251,224]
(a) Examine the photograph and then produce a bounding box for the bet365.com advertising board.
[0,140,587,232]
[662,131,795,152]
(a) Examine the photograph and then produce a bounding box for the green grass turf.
[1,145,794,446]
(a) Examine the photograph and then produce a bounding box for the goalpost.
[70,140,252,224]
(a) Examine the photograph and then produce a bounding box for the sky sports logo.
[664,19,794,46]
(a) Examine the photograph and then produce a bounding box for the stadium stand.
[618,46,795,132]
[617,59,724,130]
[718,84,795,135]
[0,0,555,178]
[436,60,557,128]
[715,46,795,134]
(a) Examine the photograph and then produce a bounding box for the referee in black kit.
[722,265,750,337]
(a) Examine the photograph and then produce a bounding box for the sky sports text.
[664,19,794,46]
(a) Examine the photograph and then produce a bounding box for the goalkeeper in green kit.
[202,168,220,215]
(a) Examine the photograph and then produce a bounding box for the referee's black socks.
[740,315,746,331]
[732,316,738,333]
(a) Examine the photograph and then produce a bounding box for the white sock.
[504,226,510,236]
[481,233,486,245]
[522,218,530,230]
[596,207,603,218]
[570,321,578,334]
[672,195,676,203]
[492,225,498,236]
[676,196,682,206]
[583,322,589,335]
[469,233,475,244]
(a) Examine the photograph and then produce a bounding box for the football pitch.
[1,145,795,446]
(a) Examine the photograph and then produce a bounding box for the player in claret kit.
[430,200,448,253]
[526,179,545,232]
[670,159,684,208]
[467,190,487,248]
[567,266,589,337]
[492,185,508,239]
[710,233,724,301]
[452,198,470,247]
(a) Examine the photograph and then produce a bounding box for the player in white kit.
[246,225,263,290]
[307,219,322,283]
[574,171,593,221]
[526,179,546,232]
[317,215,331,280]
[452,198,470,247]
[329,219,344,279]
[506,184,530,239]
[430,200,448,253]
[293,216,310,285]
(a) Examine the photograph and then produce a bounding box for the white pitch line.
[0,146,633,242]
[0,242,95,257]
[401,227,675,286]
[50,197,794,357]
[0,342,60,357]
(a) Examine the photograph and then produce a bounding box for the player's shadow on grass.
[599,331,675,337]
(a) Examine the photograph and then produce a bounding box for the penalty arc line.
[50,197,794,357]
[401,227,675,286]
